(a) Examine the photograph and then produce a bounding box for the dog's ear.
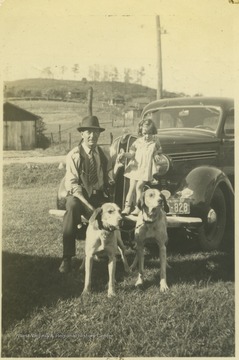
[137,192,145,210]
[160,193,169,213]
[89,207,103,229]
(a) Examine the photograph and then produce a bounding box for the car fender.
[176,166,234,221]
[57,176,67,210]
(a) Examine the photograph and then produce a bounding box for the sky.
[0,0,239,97]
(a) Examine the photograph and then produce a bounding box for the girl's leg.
[131,180,146,215]
[122,179,136,214]
[135,180,146,204]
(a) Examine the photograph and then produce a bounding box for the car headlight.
[154,154,171,176]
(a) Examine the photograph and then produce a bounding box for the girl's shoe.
[122,205,131,215]
[131,206,140,216]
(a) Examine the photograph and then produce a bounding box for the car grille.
[168,150,217,162]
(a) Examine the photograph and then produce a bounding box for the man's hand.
[74,193,94,213]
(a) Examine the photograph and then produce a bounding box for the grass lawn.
[1,163,235,357]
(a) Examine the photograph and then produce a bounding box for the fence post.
[68,133,71,149]
[51,133,54,144]
[59,125,61,143]
[110,132,113,144]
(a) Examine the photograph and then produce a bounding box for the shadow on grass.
[135,249,234,292]
[2,246,234,333]
[1,251,129,333]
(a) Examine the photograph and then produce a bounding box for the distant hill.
[4,78,185,103]
[4,78,157,102]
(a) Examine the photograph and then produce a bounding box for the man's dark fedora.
[77,115,105,132]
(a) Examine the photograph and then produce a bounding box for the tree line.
[32,64,146,84]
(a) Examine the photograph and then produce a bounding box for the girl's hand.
[118,152,125,161]
[154,154,161,163]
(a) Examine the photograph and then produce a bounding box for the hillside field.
[10,99,139,153]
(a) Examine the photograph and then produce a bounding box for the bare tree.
[102,68,110,81]
[124,68,132,83]
[42,67,53,79]
[136,66,145,84]
[88,64,100,81]
[110,67,119,82]
[72,64,79,79]
[60,65,67,79]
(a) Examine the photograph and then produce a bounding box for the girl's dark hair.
[138,118,157,136]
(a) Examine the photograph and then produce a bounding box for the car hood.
[156,129,219,147]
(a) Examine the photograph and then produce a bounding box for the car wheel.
[198,187,226,251]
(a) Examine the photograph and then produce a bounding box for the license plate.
[167,198,190,214]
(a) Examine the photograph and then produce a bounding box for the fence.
[44,113,140,149]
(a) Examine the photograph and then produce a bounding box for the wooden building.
[108,95,125,106]
[3,102,40,150]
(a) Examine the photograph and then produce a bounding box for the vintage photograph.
[0,0,237,357]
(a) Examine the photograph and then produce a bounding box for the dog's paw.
[135,275,144,287]
[160,280,169,292]
[107,290,116,298]
[81,289,91,297]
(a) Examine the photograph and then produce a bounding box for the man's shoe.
[59,258,72,273]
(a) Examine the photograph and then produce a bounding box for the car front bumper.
[49,209,203,229]
[125,214,202,228]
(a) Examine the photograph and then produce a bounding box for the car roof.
[142,97,234,116]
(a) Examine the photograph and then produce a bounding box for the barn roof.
[3,101,41,121]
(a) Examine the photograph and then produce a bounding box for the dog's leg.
[82,254,93,295]
[130,254,138,271]
[159,243,168,292]
[117,247,130,273]
[135,244,144,286]
[116,230,130,273]
[107,255,116,297]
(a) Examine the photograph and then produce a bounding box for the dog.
[131,188,169,292]
[82,203,130,297]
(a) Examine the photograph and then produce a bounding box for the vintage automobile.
[56,96,234,251]
[109,96,234,251]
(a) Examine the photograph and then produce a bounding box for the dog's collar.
[142,212,157,224]
[143,219,156,224]
[135,217,156,230]
[101,225,118,233]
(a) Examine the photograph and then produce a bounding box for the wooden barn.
[3,102,40,150]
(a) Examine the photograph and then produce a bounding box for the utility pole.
[156,15,166,99]
[87,87,93,116]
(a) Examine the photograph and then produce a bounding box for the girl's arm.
[118,141,137,160]
[153,137,163,161]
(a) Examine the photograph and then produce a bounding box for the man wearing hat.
[59,115,110,273]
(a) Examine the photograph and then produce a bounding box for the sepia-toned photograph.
[0,0,237,357]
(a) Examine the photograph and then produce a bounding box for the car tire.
[198,187,226,251]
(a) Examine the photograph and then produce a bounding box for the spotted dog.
[132,188,169,292]
[82,203,130,297]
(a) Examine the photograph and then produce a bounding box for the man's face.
[81,129,100,149]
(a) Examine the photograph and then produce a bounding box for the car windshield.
[144,105,222,133]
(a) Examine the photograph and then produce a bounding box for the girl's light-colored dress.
[124,136,162,182]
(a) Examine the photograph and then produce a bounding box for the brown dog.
[82,203,130,297]
[132,188,169,292]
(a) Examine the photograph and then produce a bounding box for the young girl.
[119,118,163,215]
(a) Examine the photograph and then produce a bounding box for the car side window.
[224,109,234,137]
